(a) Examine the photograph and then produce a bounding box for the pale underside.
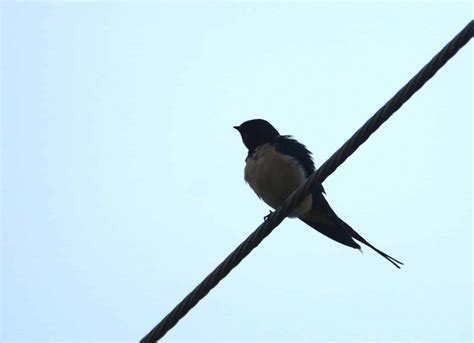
[244,143,312,217]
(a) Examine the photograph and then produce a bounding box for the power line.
[141,20,473,342]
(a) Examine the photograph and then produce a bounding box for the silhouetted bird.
[234,119,403,268]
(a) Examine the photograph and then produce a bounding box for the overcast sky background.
[1,1,472,342]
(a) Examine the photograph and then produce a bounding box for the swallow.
[234,119,403,268]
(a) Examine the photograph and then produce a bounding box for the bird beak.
[233,125,241,131]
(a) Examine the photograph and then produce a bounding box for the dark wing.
[272,135,327,194]
[272,135,403,267]
[302,189,403,268]
[271,136,358,247]
[272,135,315,177]
[300,190,361,249]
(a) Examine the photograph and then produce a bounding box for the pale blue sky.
[1,1,472,342]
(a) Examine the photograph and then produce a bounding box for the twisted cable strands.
[141,20,473,342]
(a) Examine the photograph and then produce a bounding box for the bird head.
[234,119,280,152]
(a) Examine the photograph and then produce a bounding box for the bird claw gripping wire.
[263,210,274,221]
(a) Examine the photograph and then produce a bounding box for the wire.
[141,20,473,342]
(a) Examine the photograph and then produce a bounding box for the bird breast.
[244,143,312,217]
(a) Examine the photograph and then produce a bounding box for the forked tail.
[341,220,404,269]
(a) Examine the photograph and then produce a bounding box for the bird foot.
[263,210,273,221]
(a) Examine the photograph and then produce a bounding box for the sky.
[1,1,472,342]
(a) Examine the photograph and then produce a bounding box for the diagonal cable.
[141,20,473,342]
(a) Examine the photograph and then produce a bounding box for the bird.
[234,119,403,269]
